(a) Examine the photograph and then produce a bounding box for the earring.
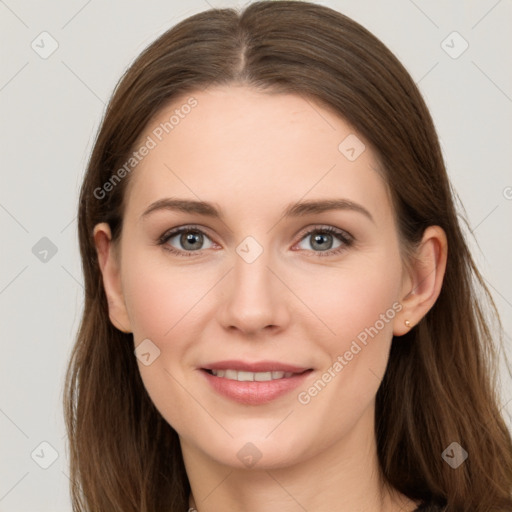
[404,320,411,327]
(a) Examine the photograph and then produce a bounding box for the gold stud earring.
[404,320,411,327]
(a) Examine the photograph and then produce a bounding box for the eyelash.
[156,224,354,258]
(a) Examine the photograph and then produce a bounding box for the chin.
[195,432,309,471]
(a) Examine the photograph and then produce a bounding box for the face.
[100,85,411,470]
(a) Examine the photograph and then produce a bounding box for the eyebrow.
[140,197,375,224]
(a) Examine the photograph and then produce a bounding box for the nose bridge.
[234,239,272,294]
[219,234,288,333]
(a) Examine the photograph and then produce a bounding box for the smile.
[201,366,314,405]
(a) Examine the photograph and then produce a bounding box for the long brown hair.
[63,1,512,510]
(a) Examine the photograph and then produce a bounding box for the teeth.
[225,369,237,380]
[210,369,295,381]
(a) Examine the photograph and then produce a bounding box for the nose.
[217,245,291,336]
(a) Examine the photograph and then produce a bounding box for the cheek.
[298,255,401,348]
[120,251,210,430]
[298,251,402,405]
[121,250,208,340]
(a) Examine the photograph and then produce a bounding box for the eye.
[158,225,215,257]
[157,224,354,258]
[294,226,353,257]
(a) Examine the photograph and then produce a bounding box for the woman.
[63,1,512,511]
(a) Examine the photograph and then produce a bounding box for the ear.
[394,225,448,336]
[93,222,132,333]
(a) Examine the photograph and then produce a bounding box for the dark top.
[414,503,444,512]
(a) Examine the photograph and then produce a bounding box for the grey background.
[1,0,511,510]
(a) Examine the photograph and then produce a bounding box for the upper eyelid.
[160,224,215,242]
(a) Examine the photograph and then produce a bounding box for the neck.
[181,406,417,512]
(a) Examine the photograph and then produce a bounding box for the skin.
[94,85,447,512]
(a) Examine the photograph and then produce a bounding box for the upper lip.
[202,360,312,373]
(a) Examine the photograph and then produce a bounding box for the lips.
[199,360,314,405]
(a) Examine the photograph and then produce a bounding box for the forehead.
[124,86,391,222]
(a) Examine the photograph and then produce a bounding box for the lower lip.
[201,369,313,405]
